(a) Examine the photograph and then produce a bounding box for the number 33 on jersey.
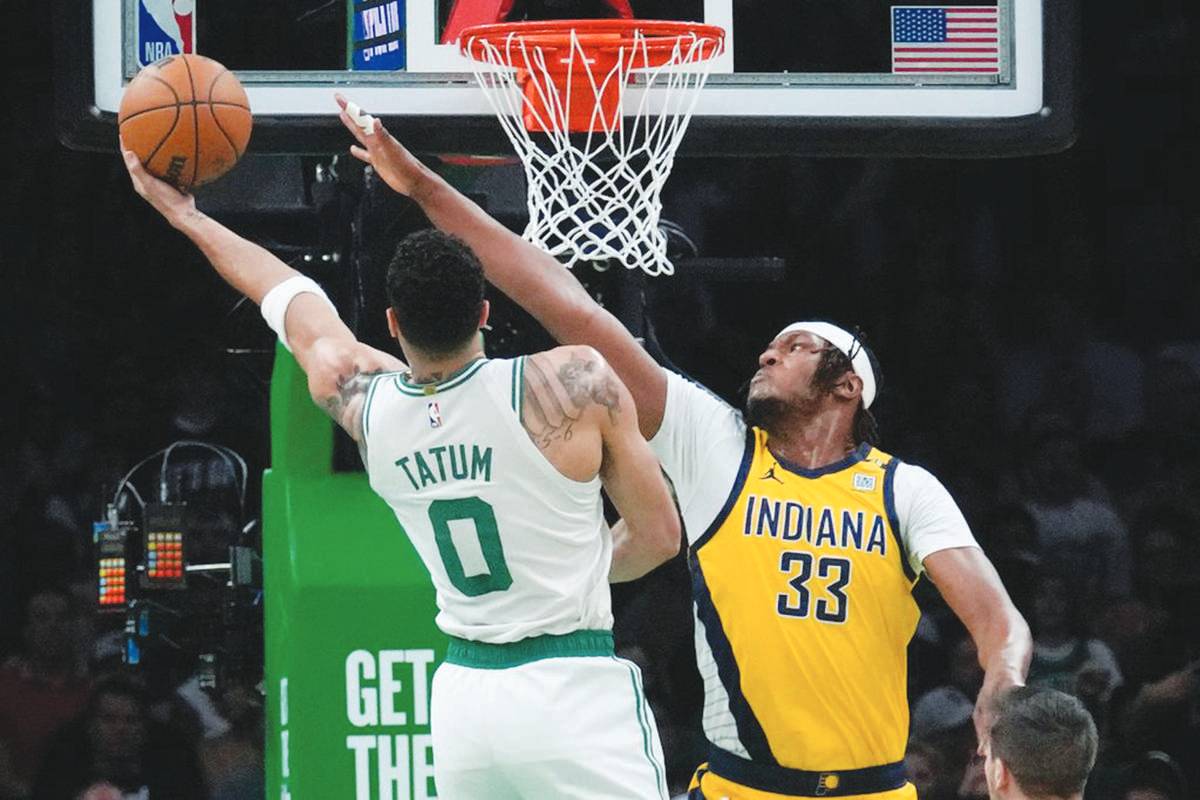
[690,428,919,771]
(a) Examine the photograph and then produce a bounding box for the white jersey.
[362,357,614,644]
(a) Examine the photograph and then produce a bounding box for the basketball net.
[460,21,725,276]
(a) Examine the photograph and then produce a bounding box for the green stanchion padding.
[264,346,446,799]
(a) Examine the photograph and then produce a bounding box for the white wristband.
[260,276,336,352]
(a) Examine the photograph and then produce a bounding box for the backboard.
[58,0,1078,156]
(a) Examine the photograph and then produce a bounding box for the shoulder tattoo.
[522,352,621,449]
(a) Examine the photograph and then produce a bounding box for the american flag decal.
[891,6,1000,74]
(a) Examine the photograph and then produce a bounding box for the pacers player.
[121,148,681,797]
[338,99,1033,800]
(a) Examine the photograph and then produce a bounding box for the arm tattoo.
[320,370,384,454]
[521,353,621,450]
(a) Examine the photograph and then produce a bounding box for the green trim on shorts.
[445,629,614,669]
[616,657,669,799]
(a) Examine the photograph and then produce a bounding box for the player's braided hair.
[386,230,486,355]
[811,331,881,448]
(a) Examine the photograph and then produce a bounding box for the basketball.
[118,54,251,192]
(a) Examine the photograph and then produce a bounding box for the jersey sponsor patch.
[427,401,443,428]
[853,473,877,492]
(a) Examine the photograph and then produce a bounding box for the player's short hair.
[990,686,1098,798]
[386,230,485,355]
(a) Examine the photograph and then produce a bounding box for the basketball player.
[337,97,1033,800]
[120,146,681,798]
[983,687,1098,800]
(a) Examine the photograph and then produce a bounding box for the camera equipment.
[94,441,261,693]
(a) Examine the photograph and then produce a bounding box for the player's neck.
[405,342,485,385]
[765,408,857,469]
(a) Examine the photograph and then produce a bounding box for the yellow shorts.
[688,763,918,800]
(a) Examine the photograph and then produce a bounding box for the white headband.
[777,321,877,409]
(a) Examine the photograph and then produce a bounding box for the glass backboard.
[58,0,1078,156]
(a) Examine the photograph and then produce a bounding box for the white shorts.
[431,632,668,799]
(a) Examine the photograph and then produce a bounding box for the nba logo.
[137,0,196,68]
[427,401,444,429]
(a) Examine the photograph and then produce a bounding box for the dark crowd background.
[3,1,1199,799]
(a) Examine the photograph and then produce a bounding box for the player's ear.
[478,299,491,331]
[834,371,863,402]
[987,753,1009,793]
[385,307,401,341]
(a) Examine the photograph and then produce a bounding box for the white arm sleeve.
[892,463,980,576]
[648,370,748,542]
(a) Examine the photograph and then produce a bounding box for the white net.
[462,23,724,276]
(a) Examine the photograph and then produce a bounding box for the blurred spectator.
[1027,575,1123,701]
[904,739,955,800]
[1111,346,1200,519]
[978,505,1041,613]
[1129,506,1200,651]
[195,682,264,800]
[907,614,946,699]
[1142,345,1200,448]
[946,634,985,701]
[1018,413,1132,602]
[911,686,978,789]
[0,590,91,799]
[1114,751,1188,800]
[1115,660,1200,792]
[994,293,1145,442]
[32,674,205,800]
[1098,506,1200,697]
[10,502,84,603]
[958,755,989,799]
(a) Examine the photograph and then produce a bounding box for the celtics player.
[121,144,681,797]
[337,98,1034,800]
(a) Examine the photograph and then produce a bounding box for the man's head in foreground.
[984,686,1098,800]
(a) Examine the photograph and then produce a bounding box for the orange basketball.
[119,54,252,192]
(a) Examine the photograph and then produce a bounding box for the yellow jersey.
[688,427,918,796]
[650,371,977,798]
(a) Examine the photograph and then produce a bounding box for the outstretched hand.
[120,142,197,227]
[334,94,426,197]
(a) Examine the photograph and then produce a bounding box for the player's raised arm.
[120,147,405,442]
[334,95,669,439]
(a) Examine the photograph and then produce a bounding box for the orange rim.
[459,19,725,67]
